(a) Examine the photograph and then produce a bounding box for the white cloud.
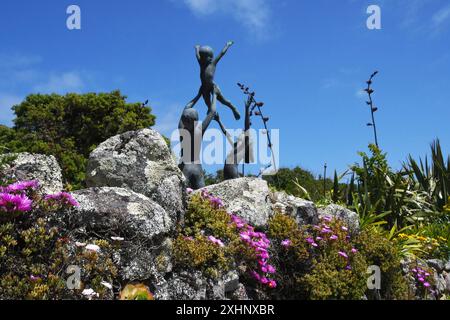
[432,5,450,31]
[33,72,85,94]
[179,0,271,37]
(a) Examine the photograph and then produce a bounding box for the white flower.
[111,237,125,241]
[82,288,99,299]
[100,281,113,290]
[75,242,86,247]
[85,244,101,253]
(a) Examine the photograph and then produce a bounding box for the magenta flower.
[1,180,39,193]
[268,280,277,288]
[321,228,332,234]
[44,192,79,207]
[266,265,276,274]
[316,236,323,241]
[423,282,431,288]
[322,216,332,223]
[338,251,349,259]
[330,235,338,240]
[186,188,194,194]
[0,193,33,212]
[351,248,358,254]
[260,277,269,285]
[341,226,349,232]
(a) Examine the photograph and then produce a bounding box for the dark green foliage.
[407,139,450,211]
[0,91,155,189]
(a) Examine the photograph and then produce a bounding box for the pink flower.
[321,228,332,234]
[268,280,277,288]
[281,239,291,247]
[330,235,338,240]
[351,248,358,254]
[423,282,431,288]
[44,192,79,207]
[418,277,425,283]
[1,180,39,193]
[186,188,194,194]
[306,237,315,244]
[311,242,318,247]
[322,216,332,223]
[341,226,349,232]
[316,236,323,241]
[338,251,348,259]
[239,232,251,241]
[0,193,32,212]
[208,236,225,247]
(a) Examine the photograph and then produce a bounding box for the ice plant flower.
[268,280,277,288]
[281,239,291,247]
[351,248,358,254]
[1,180,39,193]
[330,235,338,240]
[186,188,194,194]
[208,235,225,247]
[0,193,33,212]
[338,251,349,259]
[44,192,79,207]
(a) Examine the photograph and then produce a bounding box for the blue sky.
[0,0,449,177]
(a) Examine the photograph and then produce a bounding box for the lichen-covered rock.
[72,187,174,240]
[270,191,319,226]
[63,187,175,281]
[0,152,63,194]
[197,177,272,227]
[427,259,445,273]
[317,204,360,233]
[86,129,186,221]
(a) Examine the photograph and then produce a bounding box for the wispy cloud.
[176,0,272,38]
[432,4,450,32]
[33,71,85,94]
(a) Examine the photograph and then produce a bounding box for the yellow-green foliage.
[173,235,232,279]
[183,194,237,241]
[174,193,258,280]
[444,197,450,212]
[119,283,154,300]
[268,213,408,300]
[355,229,409,299]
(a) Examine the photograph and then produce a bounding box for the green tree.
[0,91,155,189]
[264,167,333,202]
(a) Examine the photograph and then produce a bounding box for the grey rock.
[223,271,240,293]
[444,261,450,272]
[444,272,450,293]
[0,152,63,194]
[72,187,174,240]
[271,191,319,226]
[228,283,250,300]
[433,273,447,294]
[86,129,186,221]
[427,259,445,273]
[65,187,175,281]
[197,177,273,227]
[317,204,360,233]
[162,271,208,300]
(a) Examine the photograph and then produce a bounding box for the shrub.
[355,229,409,299]
[0,91,155,189]
[0,180,118,300]
[174,191,277,288]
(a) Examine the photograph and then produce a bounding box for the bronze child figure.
[186,41,241,121]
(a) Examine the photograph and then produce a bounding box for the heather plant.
[0,180,118,300]
[269,213,367,299]
[174,190,277,289]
